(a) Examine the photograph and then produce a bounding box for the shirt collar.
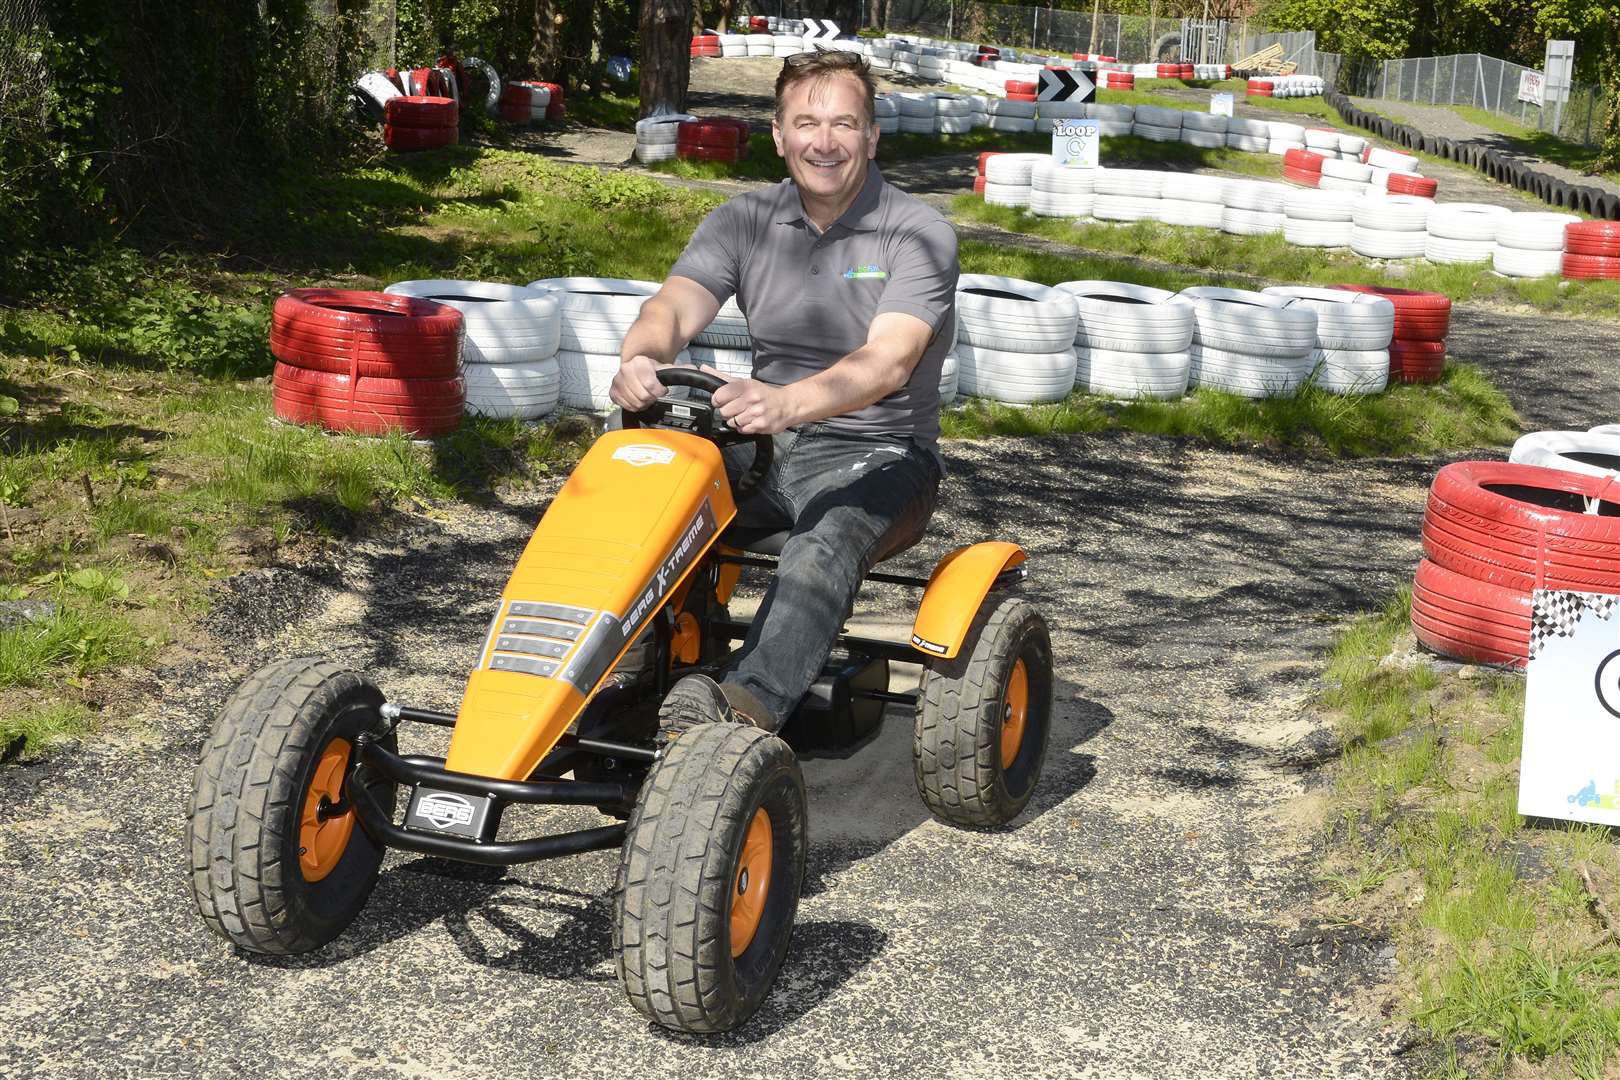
[774,161,884,233]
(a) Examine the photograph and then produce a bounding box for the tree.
[639,0,692,117]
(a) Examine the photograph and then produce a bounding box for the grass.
[940,362,1518,457]
[1431,103,1606,176]
[1313,592,1620,1077]
[953,195,1620,320]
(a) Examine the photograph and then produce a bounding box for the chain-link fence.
[875,0,1189,62]
[1362,52,1608,146]
[0,0,49,140]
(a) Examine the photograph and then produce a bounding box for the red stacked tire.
[270,289,464,437]
[691,33,721,58]
[1179,64,1195,79]
[1413,460,1620,665]
[496,82,530,124]
[1333,285,1450,383]
[973,175,987,196]
[749,15,767,30]
[1563,221,1620,279]
[1411,556,1532,666]
[1155,64,1178,79]
[1006,80,1037,98]
[1247,79,1274,96]
[677,117,749,164]
[1387,172,1439,198]
[1282,148,1326,187]
[975,152,1003,197]
[1103,72,1134,90]
[383,95,458,152]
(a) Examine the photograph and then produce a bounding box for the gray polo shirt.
[670,161,959,447]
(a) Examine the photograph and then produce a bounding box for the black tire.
[188,657,397,954]
[913,595,1053,829]
[614,722,806,1033]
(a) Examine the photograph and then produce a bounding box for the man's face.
[771,73,878,207]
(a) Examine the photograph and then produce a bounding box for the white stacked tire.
[939,353,960,406]
[1179,111,1227,149]
[1159,172,1226,229]
[1055,281,1194,399]
[1226,117,1270,153]
[718,33,747,58]
[1283,189,1357,247]
[1093,168,1162,222]
[1339,134,1367,159]
[745,33,773,57]
[1494,212,1580,278]
[984,153,1044,209]
[1261,286,1394,394]
[986,97,1036,134]
[1222,180,1287,235]
[955,274,1079,404]
[934,94,973,135]
[1179,286,1318,398]
[385,279,562,419]
[1350,194,1432,259]
[1030,159,1096,218]
[895,92,935,135]
[634,113,694,164]
[527,277,668,412]
[1132,105,1183,142]
[1090,104,1134,138]
[1318,157,1373,193]
[1510,431,1620,478]
[773,34,802,58]
[1266,121,1306,156]
[687,345,753,380]
[1425,203,1511,265]
[1367,147,1419,174]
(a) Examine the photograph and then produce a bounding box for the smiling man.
[610,48,960,739]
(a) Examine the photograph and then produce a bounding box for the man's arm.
[610,276,723,412]
[709,310,933,435]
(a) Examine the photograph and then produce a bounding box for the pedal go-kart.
[187,369,1053,1033]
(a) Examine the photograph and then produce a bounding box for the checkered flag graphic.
[1530,590,1620,660]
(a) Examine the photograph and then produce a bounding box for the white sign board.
[1545,40,1575,105]
[1052,119,1099,169]
[1517,70,1545,107]
[1210,92,1234,117]
[1519,589,1620,826]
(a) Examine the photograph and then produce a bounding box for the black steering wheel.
[622,367,773,499]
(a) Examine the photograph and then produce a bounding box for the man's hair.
[773,48,877,128]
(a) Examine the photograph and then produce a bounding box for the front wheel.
[187,657,397,954]
[614,722,806,1033]
[914,595,1053,828]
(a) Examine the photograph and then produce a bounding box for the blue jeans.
[720,425,943,727]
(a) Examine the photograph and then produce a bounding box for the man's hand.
[610,354,668,413]
[708,368,799,434]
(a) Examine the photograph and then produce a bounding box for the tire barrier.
[383,280,562,420]
[1330,284,1448,383]
[1413,459,1620,665]
[270,289,465,437]
[1054,281,1193,399]
[634,113,695,164]
[1563,221,1620,279]
[1323,90,1620,221]
[677,117,750,164]
[954,274,1078,403]
[1423,203,1510,265]
[1261,286,1395,394]
[1495,211,1580,278]
[382,96,457,152]
[1178,286,1318,398]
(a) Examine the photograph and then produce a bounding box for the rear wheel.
[914,595,1053,827]
[614,722,806,1033]
[187,657,397,954]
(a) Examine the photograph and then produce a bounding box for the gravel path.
[1,433,1436,1079]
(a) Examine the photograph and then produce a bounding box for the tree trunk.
[639,0,692,118]
[530,0,563,80]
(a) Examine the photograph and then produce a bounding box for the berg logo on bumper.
[418,792,475,829]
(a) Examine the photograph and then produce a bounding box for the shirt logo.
[843,264,888,280]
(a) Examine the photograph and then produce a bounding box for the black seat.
[719,524,920,563]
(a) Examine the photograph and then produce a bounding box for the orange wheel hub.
[299,737,356,882]
[730,808,773,957]
[1000,659,1029,770]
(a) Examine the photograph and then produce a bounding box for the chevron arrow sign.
[1037,66,1096,103]
[802,17,840,43]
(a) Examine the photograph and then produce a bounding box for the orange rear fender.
[909,542,1027,660]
